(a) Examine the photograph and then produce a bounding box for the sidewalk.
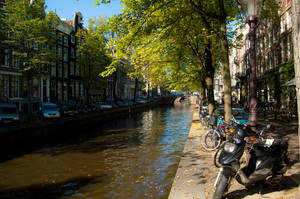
[169,105,300,199]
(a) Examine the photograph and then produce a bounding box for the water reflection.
[0,102,192,199]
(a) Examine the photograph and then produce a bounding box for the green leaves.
[76,17,111,88]
[1,0,57,70]
[89,0,246,93]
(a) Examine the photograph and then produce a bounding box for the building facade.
[235,0,294,108]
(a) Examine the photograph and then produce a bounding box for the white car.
[39,102,60,120]
[0,103,19,125]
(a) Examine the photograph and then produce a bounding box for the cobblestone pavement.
[194,107,300,199]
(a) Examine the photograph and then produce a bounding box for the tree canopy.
[0,0,58,71]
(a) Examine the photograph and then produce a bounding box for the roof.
[65,20,74,26]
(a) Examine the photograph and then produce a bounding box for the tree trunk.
[291,0,300,162]
[199,86,205,103]
[204,43,215,114]
[219,0,232,123]
[206,76,214,114]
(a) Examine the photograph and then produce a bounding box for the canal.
[0,102,193,199]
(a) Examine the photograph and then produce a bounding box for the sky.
[45,0,123,27]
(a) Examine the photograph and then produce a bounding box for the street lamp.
[238,0,264,127]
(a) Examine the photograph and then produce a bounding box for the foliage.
[76,17,111,91]
[97,1,238,93]
[281,60,295,84]
[260,0,280,26]
[0,0,58,71]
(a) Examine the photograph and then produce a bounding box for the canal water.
[0,102,193,199]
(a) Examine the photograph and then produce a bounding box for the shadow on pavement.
[225,174,300,199]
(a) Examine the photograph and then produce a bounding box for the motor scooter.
[212,124,289,199]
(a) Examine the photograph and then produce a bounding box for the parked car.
[0,103,20,125]
[59,104,75,117]
[39,102,60,120]
[215,108,248,125]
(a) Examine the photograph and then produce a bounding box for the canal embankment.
[168,104,206,199]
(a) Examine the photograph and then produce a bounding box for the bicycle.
[201,116,241,151]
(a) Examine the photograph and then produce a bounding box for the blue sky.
[45,0,123,27]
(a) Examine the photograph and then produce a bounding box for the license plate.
[49,115,56,118]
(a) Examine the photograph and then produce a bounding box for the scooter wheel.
[213,171,230,199]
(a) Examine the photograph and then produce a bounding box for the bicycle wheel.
[201,129,222,151]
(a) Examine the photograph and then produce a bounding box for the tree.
[0,0,57,122]
[76,17,111,103]
[291,0,300,156]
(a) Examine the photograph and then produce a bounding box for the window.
[282,37,288,63]
[58,63,62,77]
[57,82,62,102]
[58,46,62,60]
[70,81,75,97]
[286,10,292,29]
[10,76,19,98]
[0,75,8,97]
[76,64,80,76]
[288,34,293,60]
[75,81,80,97]
[80,83,84,96]
[4,49,10,67]
[281,16,285,33]
[70,62,75,75]
[71,35,75,44]
[63,82,68,102]
[271,51,275,69]
[276,50,281,65]
[12,55,20,68]
[64,47,68,62]
[273,26,278,42]
[32,78,39,98]
[63,63,68,78]
[51,63,56,77]
[58,35,63,45]
[71,47,75,58]
[64,36,68,47]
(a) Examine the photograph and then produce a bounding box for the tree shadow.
[0,175,107,199]
[225,174,300,199]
